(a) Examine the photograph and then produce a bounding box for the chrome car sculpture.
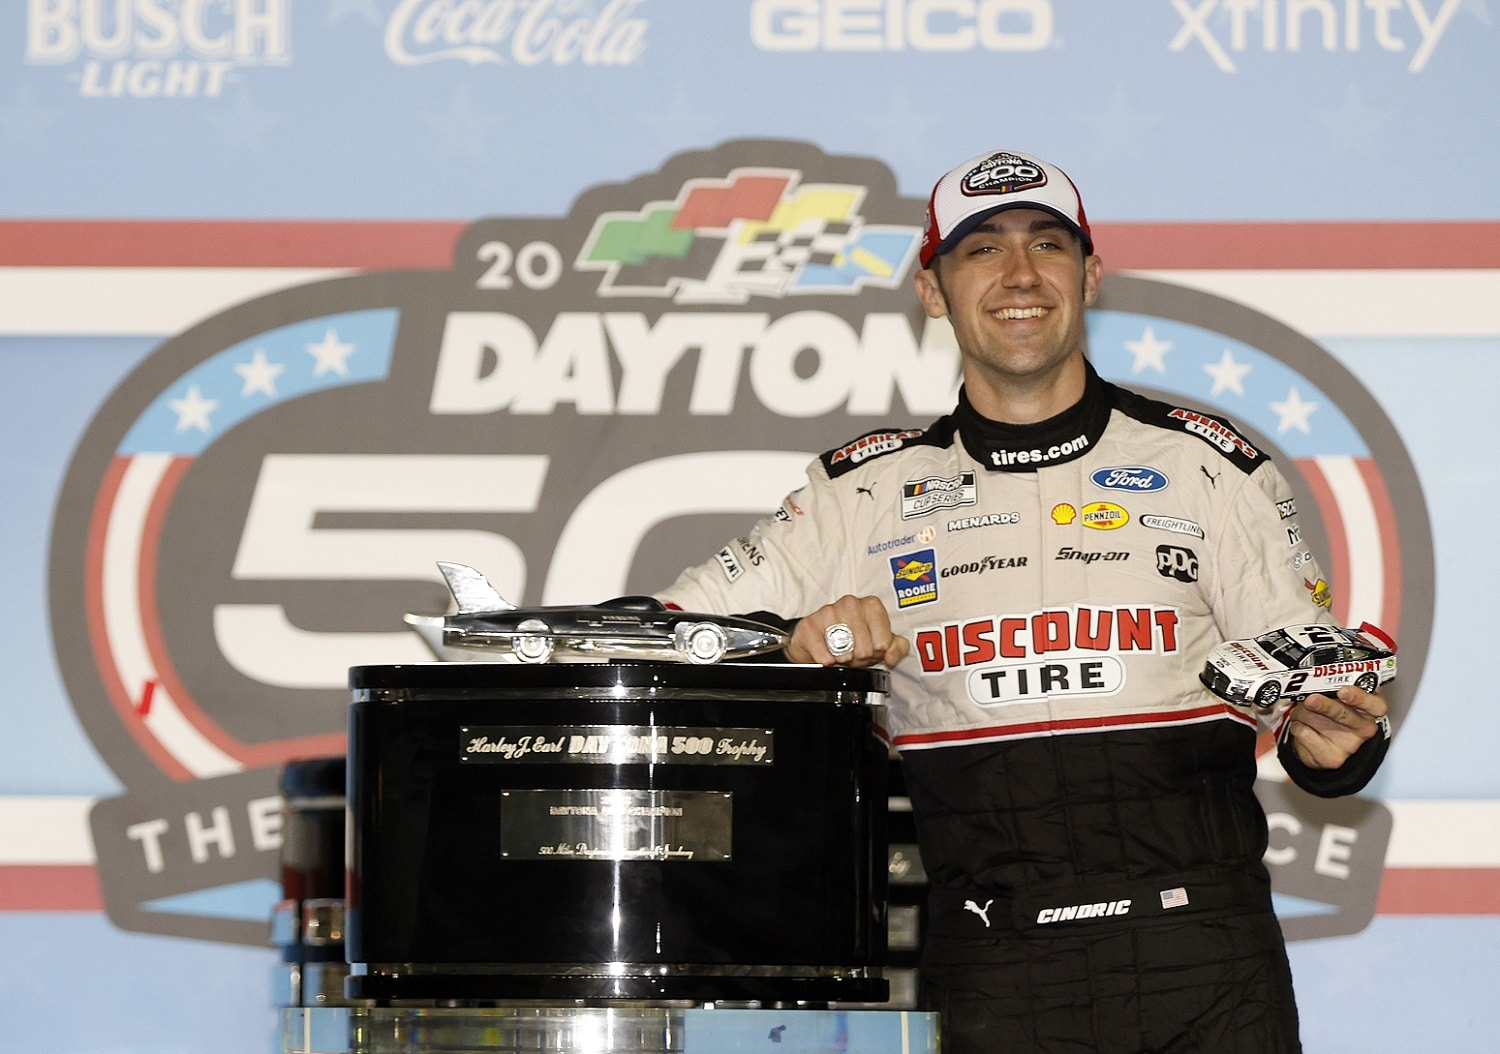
[1199,621,1397,714]
[405,561,790,665]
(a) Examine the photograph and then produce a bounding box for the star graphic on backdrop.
[234,348,285,397]
[422,89,504,159]
[637,86,722,153]
[204,86,284,152]
[0,86,59,150]
[1313,84,1387,160]
[326,0,386,26]
[1078,87,1164,164]
[1125,326,1173,374]
[307,329,356,377]
[1271,387,1319,434]
[855,90,942,167]
[169,385,219,433]
[1462,0,1491,25]
[1203,348,1252,396]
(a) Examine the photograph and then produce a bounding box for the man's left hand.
[1285,685,1390,769]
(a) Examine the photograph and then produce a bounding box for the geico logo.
[913,605,1181,673]
[1036,899,1131,925]
[26,0,290,63]
[749,0,1054,53]
[429,310,960,417]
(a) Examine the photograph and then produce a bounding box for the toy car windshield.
[405,561,789,665]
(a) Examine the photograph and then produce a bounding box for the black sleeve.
[1277,716,1392,798]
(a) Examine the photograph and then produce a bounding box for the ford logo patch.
[1090,466,1169,492]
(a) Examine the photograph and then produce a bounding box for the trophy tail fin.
[437,561,515,614]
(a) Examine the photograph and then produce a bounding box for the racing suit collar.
[956,360,1113,473]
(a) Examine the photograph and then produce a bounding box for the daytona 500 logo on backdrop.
[49,140,1431,944]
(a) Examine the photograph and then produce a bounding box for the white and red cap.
[919,149,1093,268]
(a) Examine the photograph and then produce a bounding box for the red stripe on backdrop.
[0,866,104,911]
[1096,222,1500,270]
[1377,868,1500,915]
[0,220,468,269]
[1294,459,1352,627]
[2,864,1498,914]
[1358,458,1404,641]
[1,220,1498,270]
[134,454,259,772]
[85,457,196,784]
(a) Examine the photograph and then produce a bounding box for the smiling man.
[913,165,1101,425]
[656,149,1392,1053]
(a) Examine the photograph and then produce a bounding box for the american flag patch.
[1160,887,1190,910]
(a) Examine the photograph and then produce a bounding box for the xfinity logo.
[750,0,1054,52]
[1169,0,1463,73]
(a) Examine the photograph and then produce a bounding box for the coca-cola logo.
[384,0,649,67]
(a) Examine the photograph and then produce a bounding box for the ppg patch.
[890,548,939,608]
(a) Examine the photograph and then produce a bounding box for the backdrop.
[2,2,1496,1051]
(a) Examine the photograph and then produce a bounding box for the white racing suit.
[657,363,1389,1053]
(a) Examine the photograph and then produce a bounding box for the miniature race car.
[1199,622,1397,713]
[405,561,789,665]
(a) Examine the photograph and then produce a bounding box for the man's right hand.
[785,594,909,668]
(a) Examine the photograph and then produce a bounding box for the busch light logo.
[24,0,291,98]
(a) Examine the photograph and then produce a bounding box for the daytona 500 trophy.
[280,566,937,1053]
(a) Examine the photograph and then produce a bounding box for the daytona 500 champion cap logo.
[50,141,1430,945]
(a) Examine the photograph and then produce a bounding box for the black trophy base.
[346,966,890,1006]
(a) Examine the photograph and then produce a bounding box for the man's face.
[914,207,1102,396]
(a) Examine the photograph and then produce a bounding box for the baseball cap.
[920,149,1093,267]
